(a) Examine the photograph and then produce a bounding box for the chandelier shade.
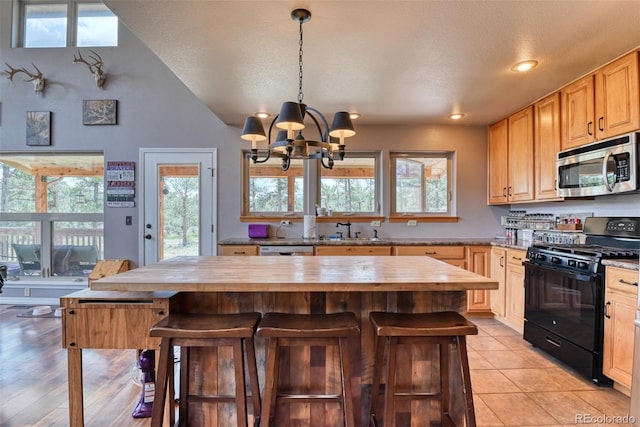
[240,8,356,171]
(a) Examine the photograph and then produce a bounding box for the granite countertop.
[602,258,640,271]
[219,237,531,251]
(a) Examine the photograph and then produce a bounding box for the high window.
[19,0,118,48]
[390,152,454,217]
[0,153,104,279]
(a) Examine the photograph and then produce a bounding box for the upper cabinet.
[488,119,509,204]
[534,92,563,201]
[488,107,534,204]
[595,51,640,140]
[562,51,640,150]
[508,106,535,202]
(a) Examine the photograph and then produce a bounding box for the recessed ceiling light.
[449,113,464,120]
[349,112,361,120]
[511,60,539,73]
[255,112,270,119]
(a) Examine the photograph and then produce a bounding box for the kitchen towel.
[303,215,316,239]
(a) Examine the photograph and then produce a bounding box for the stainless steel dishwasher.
[259,245,314,256]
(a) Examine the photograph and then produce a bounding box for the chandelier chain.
[298,16,304,104]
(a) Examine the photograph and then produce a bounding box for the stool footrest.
[393,391,441,400]
[188,394,259,404]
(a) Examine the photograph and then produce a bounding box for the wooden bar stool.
[369,311,478,427]
[256,312,360,427]
[149,312,262,427]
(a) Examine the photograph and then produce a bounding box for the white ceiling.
[104,1,640,127]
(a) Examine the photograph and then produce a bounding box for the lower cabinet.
[314,245,392,256]
[218,245,259,255]
[466,246,491,313]
[392,245,466,267]
[603,266,638,395]
[504,249,526,334]
[490,247,507,317]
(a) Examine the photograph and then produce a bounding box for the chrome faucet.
[336,222,352,239]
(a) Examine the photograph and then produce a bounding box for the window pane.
[321,156,377,213]
[53,221,103,277]
[247,156,303,214]
[161,175,199,259]
[0,154,104,214]
[1,221,42,277]
[24,3,67,48]
[76,3,118,47]
[393,155,450,214]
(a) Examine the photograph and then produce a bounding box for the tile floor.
[469,318,633,426]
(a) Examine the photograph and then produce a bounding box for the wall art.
[83,99,117,125]
[26,111,51,146]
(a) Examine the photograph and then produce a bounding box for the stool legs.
[151,338,172,427]
[339,337,356,427]
[260,338,280,427]
[370,336,476,427]
[245,338,262,425]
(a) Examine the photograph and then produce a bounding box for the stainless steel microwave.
[557,132,639,197]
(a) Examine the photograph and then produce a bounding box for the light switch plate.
[407,220,418,226]
[370,220,381,227]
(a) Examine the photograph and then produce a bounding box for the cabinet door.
[488,119,509,204]
[534,92,563,201]
[602,267,638,392]
[507,106,534,202]
[315,246,392,256]
[466,246,491,312]
[489,247,507,317]
[219,245,259,256]
[596,51,640,139]
[505,249,526,333]
[562,74,596,149]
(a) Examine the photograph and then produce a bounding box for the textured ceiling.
[104,0,640,127]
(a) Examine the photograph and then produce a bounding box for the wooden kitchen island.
[85,255,497,427]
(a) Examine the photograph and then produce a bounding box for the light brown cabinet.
[534,92,563,201]
[315,245,392,256]
[595,52,640,140]
[603,266,638,395]
[487,106,534,204]
[489,247,507,317]
[219,244,259,256]
[466,246,491,313]
[508,106,535,202]
[488,119,509,204]
[562,51,639,150]
[504,249,526,333]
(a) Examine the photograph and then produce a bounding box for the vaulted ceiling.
[104,1,640,127]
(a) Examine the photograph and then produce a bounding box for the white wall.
[1,2,638,268]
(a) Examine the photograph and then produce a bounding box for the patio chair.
[11,244,41,275]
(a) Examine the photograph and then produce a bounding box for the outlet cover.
[370,220,381,227]
[280,220,290,226]
[407,219,418,226]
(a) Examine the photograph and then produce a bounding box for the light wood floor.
[0,305,632,426]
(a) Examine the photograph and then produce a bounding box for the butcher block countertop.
[91,255,498,293]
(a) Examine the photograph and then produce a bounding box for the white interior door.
[140,149,216,265]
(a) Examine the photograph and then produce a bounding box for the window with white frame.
[319,152,380,214]
[19,0,118,48]
[390,152,454,216]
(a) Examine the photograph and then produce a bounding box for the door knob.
[145,234,152,240]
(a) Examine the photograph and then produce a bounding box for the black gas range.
[524,217,639,385]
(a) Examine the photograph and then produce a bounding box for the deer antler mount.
[73,49,106,88]
[4,63,46,95]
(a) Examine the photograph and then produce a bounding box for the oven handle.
[523,261,595,282]
[602,150,615,192]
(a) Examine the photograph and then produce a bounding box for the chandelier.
[241,8,356,171]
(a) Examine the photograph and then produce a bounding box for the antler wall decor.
[73,50,106,88]
[4,63,46,95]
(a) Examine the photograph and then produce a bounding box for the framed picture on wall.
[26,111,51,146]
[83,99,117,125]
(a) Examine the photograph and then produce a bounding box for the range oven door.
[523,261,611,384]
